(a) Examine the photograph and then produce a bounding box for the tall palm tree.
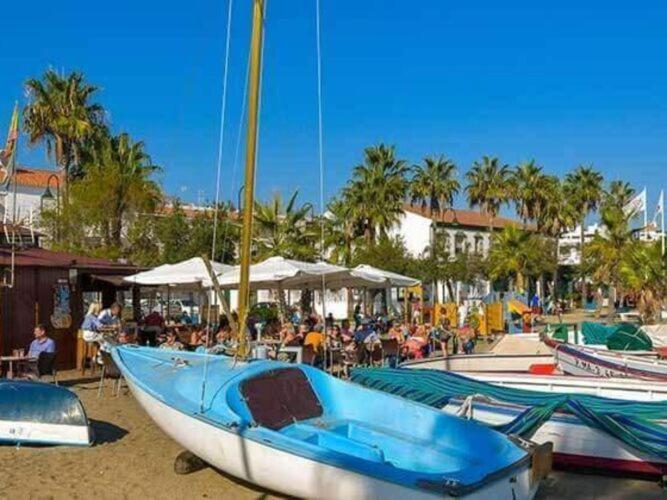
[324,196,356,267]
[465,156,511,233]
[509,160,548,224]
[536,176,577,298]
[342,144,409,245]
[605,180,635,212]
[82,132,161,246]
[585,204,636,314]
[409,155,460,302]
[23,70,105,183]
[253,190,316,261]
[564,165,604,307]
[620,243,667,323]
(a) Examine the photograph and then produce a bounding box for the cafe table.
[0,355,36,379]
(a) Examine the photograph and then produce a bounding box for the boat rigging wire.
[201,0,235,413]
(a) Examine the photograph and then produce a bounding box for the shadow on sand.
[90,419,128,445]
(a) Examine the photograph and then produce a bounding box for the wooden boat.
[462,372,667,402]
[442,397,667,478]
[114,346,546,499]
[0,379,91,446]
[545,337,667,381]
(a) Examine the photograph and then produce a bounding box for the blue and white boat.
[0,379,91,446]
[113,345,546,499]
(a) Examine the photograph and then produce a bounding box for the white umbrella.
[215,256,384,290]
[351,264,421,288]
[124,257,234,288]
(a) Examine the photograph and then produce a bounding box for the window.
[454,232,467,254]
[474,235,485,254]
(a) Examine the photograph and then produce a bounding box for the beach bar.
[0,247,139,369]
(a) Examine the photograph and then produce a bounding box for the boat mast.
[237,0,264,358]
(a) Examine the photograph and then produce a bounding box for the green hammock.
[350,367,667,459]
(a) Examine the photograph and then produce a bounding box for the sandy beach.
[1,368,665,499]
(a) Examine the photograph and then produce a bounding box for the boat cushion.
[240,367,323,430]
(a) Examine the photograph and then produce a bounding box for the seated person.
[28,324,56,358]
[180,310,193,325]
[304,325,325,352]
[99,302,123,327]
[159,331,184,351]
[117,331,136,345]
[81,302,104,343]
[190,327,208,347]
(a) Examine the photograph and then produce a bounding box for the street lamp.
[40,174,61,241]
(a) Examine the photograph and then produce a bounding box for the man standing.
[28,324,56,358]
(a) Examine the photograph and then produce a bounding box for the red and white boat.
[545,337,667,381]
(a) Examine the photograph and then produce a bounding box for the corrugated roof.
[0,166,64,189]
[404,204,534,231]
[0,247,139,271]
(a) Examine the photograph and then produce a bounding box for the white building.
[390,205,531,303]
[557,223,604,266]
[0,166,62,245]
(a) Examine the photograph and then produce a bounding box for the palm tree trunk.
[430,218,438,304]
[580,218,587,309]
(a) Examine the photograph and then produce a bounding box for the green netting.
[351,367,667,459]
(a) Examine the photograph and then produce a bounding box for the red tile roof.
[404,204,534,230]
[0,166,64,189]
[0,247,139,271]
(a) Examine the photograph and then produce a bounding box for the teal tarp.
[580,322,653,350]
[351,367,667,459]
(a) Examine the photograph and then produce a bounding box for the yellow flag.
[0,102,19,169]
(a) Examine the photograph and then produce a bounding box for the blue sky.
[2,0,667,213]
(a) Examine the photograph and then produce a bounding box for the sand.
[1,368,664,499]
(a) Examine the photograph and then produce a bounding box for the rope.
[201,0,234,413]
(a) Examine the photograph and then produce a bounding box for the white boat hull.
[443,400,667,477]
[0,420,90,446]
[403,354,554,373]
[549,340,667,381]
[125,376,539,499]
[463,373,667,401]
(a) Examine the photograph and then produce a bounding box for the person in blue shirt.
[28,324,56,358]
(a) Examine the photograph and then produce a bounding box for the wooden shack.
[0,247,139,369]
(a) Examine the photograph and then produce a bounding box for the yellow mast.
[237,0,265,358]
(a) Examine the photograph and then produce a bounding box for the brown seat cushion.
[240,367,323,430]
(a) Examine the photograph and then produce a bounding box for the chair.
[37,351,58,384]
[80,340,100,376]
[98,350,123,398]
[301,344,317,366]
[369,343,384,367]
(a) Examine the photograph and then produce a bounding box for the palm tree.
[409,155,460,302]
[23,70,105,183]
[585,204,636,314]
[324,197,356,267]
[620,243,667,323]
[253,190,316,261]
[605,180,635,212]
[564,165,604,307]
[510,160,548,224]
[466,156,511,232]
[83,132,161,246]
[488,225,552,292]
[536,176,577,298]
[342,144,409,245]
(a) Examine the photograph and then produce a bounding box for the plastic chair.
[37,351,58,384]
[98,351,123,397]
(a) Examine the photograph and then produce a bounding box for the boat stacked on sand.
[402,334,554,373]
[0,379,92,446]
[351,367,667,478]
[544,336,667,381]
[114,346,548,499]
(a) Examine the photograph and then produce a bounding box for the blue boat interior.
[113,346,530,494]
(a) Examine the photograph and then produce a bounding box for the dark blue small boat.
[0,379,92,446]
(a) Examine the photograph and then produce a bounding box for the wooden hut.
[0,247,139,369]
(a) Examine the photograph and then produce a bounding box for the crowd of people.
[77,299,480,374]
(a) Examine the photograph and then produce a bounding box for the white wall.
[388,210,432,257]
